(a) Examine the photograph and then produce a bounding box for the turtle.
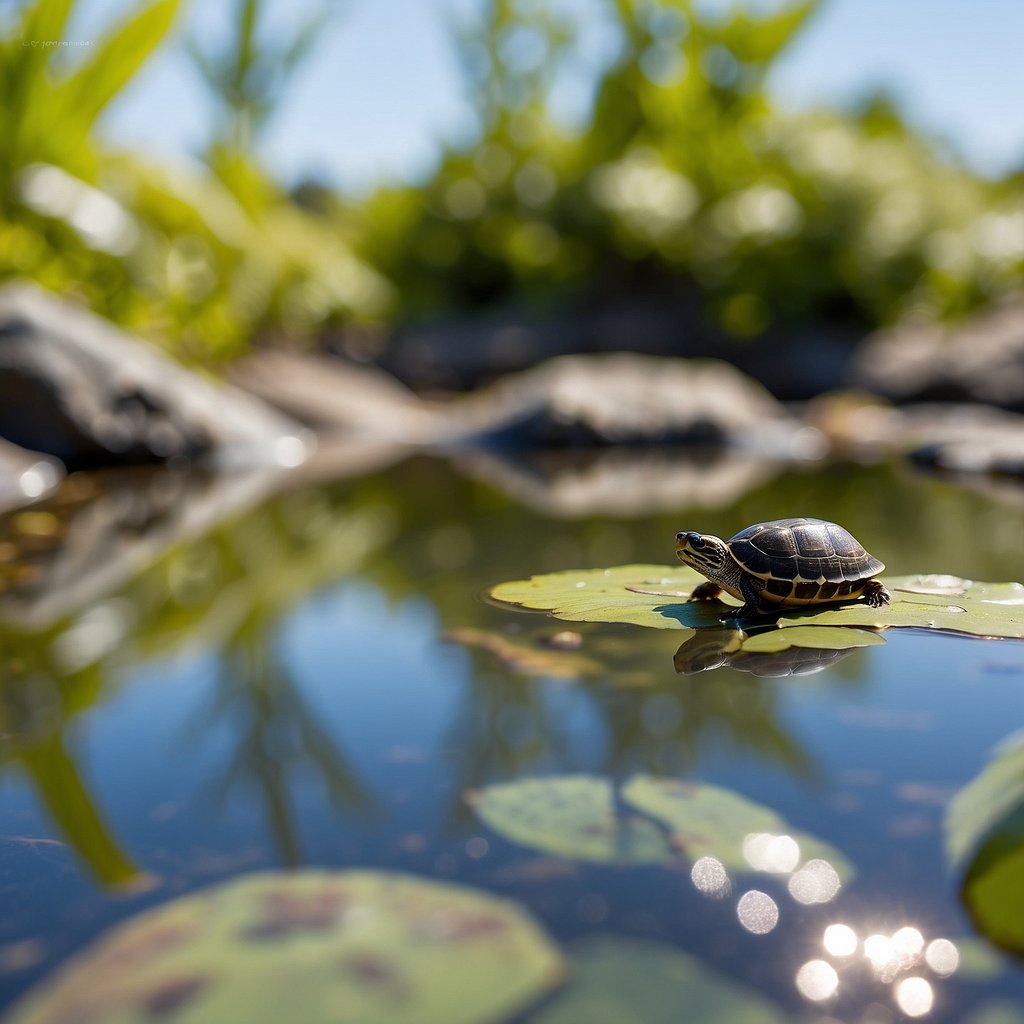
[674,517,890,619]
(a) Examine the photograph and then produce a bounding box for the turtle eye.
[687,532,705,550]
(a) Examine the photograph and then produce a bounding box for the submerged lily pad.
[6,871,564,1024]
[490,566,1024,639]
[467,775,673,865]
[532,936,788,1024]
[468,774,852,880]
[947,733,1024,956]
[443,627,601,678]
[622,775,853,878]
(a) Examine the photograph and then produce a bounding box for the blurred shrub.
[0,0,391,363]
[359,0,1024,337]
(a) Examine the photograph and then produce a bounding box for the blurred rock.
[0,439,63,513]
[0,282,312,471]
[808,392,1024,478]
[850,300,1024,409]
[229,349,447,442]
[452,354,825,455]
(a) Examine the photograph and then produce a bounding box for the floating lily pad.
[622,774,853,878]
[6,871,565,1024]
[468,774,852,880]
[531,936,788,1024]
[947,733,1024,956]
[467,775,673,865]
[490,567,1024,639]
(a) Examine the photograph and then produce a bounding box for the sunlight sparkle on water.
[742,832,801,873]
[823,923,859,957]
[924,938,959,977]
[796,959,839,1002]
[737,890,778,934]
[691,855,730,898]
[895,977,934,1017]
[788,858,841,904]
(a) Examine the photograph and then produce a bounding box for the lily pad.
[622,774,853,878]
[468,774,852,880]
[6,871,565,1024]
[490,567,1024,639]
[531,936,788,1024]
[467,775,674,865]
[946,733,1024,956]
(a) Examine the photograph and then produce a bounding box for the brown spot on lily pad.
[243,887,346,940]
[141,975,209,1017]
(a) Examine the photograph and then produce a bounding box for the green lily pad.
[622,774,853,878]
[468,774,852,880]
[490,567,1024,639]
[467,775,674,865]
[946,732,1024,956]
[531,936,788,1024]
[6,871,565,1024]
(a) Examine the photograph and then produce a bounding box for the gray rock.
[850,300,1024,409]
[450,354,825,456]
[0,282,312,471]
[0,439,63,513]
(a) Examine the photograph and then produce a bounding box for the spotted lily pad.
[622,774,853,878]
[946,733,1024,956]
[490,566,1024,639]
[532,936,788,1024]
[468,774,852,880]
[467,775,673,865]
[6,871,565,1024]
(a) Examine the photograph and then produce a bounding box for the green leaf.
[50,0,181,143]
[489,567,1024,640]
[532,936,789,1024]
[946,733,1024,956]
[6,870,565,1024]
[622,774,853,878]
[468,775,674,865]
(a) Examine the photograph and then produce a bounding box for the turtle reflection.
[674,627,860,678]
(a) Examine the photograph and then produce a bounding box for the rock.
[850,300,1024,409]
[450,354,826,456]
[229,349,447,442]
[0,439,63,513]
[0,282,312,470]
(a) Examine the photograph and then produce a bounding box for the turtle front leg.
[734,574,770,619]
[688,581,723,603]
[862,579,891,608]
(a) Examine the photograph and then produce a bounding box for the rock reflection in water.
[674,626,859,677]
[455,446,783,519]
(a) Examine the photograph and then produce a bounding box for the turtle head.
[675,531,730,579]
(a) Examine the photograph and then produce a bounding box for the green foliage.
[362,0,1023,332]
[489,566,1024,639]
[6,871,565,1024]
[0,0,389,363]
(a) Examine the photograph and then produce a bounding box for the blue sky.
[58,0,1024,193]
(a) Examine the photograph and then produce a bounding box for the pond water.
[1,452,1023,1021]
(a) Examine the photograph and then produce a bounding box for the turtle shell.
[727,518,884,587]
